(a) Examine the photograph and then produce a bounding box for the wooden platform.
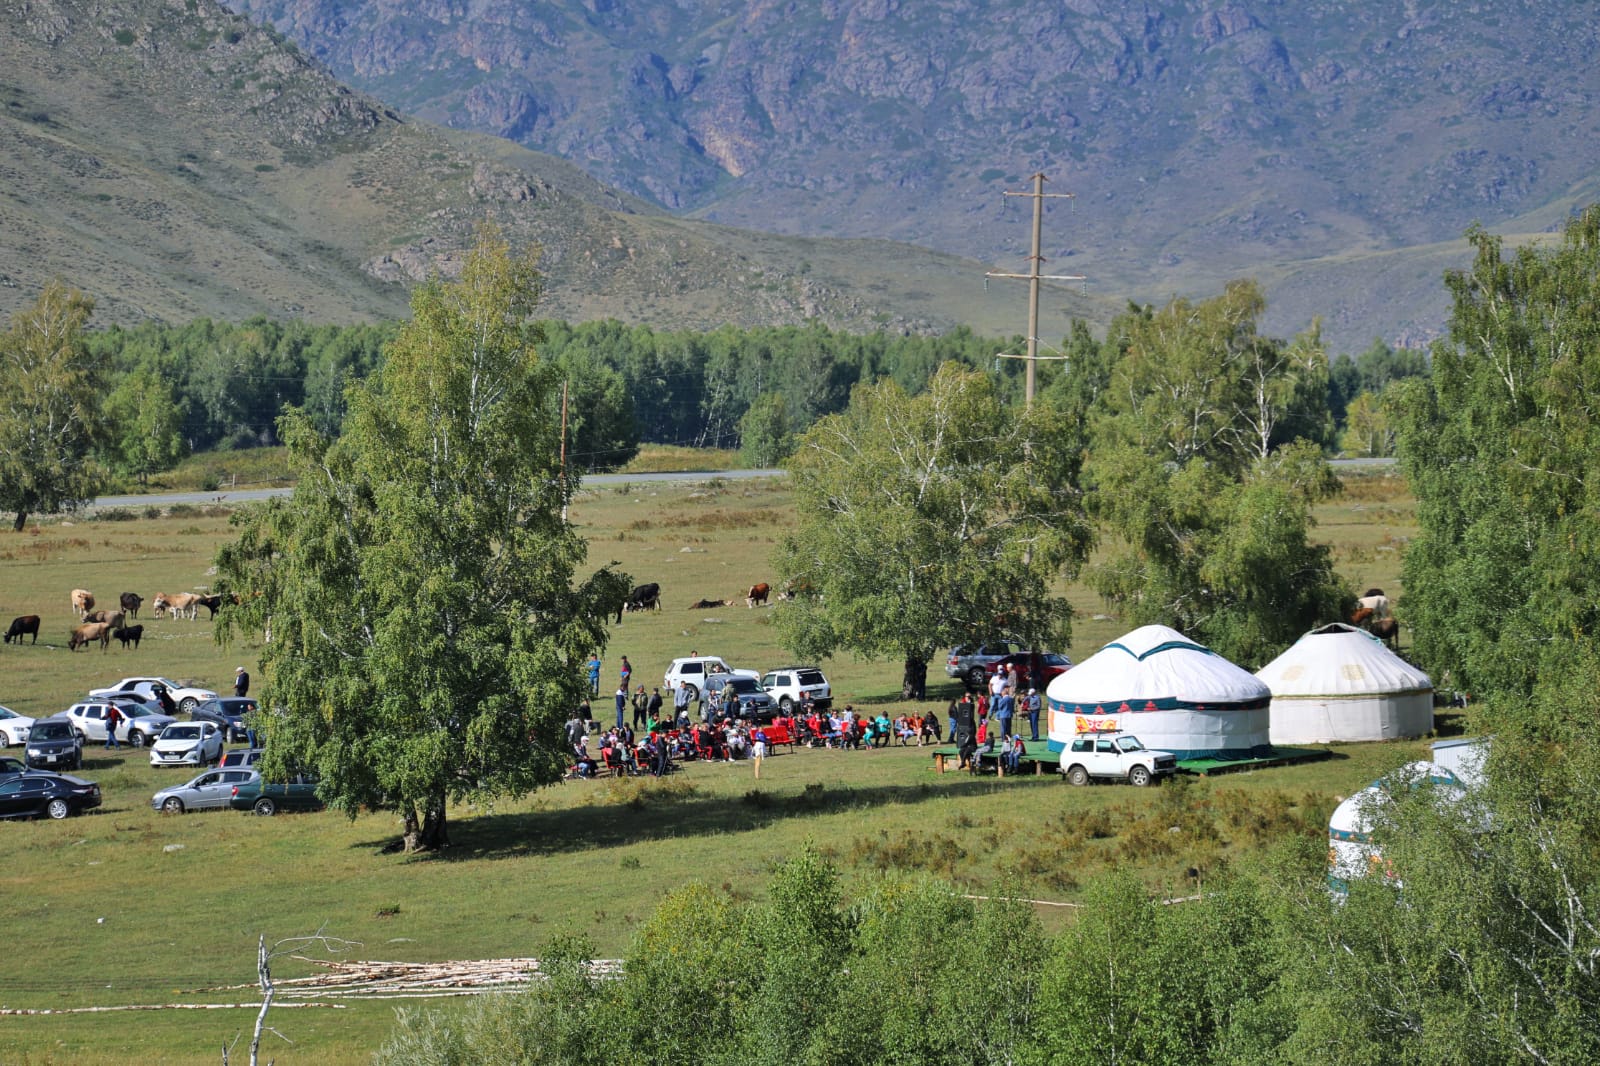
[929,746,1053,776]
[1175,746,1334,775]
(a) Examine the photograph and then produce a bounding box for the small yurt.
[1044,624,1273,759]
[1258,623,1433,744]
[1327,761,1465,895]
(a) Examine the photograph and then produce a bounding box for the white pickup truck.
[1059,732,1178,787]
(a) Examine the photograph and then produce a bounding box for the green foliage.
[1083,283,1346,664]
[1338,391,1393,457]
[102,367,188,484]
[737,391,793,467]
[775,363,1092,696]
[0,279,109,530]
[1396,205,1600,700]
[214,227,629,851]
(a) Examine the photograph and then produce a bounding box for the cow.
[197,594,225,619]
[1356,592,1391,620]
[83,610,125,630]
[1349,606,1375,628]
[746,582,771,609]
[68,621,112,652]
[4,615,40,645]
[120,592,144,618]
[71,589,94,619]
[152,592,202,620]
[113,624,144,650]
[1370,617,1401,650]
[777,579,817,601]
[689,597,731,610]
[617,583,661,622]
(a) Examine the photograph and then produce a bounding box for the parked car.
[230,771,324,816]
[149,722,224,768]
[110,702,179,746]
[760,666,832,711]
[983,652,1073,691]
[218,748,265,771]
[60,700,174,748]
[1058,732,1178,787]
[0,755,28,777]
[705,674,777,722]
[151,768,261,814]
[0,772,101,820]
[190,698,257,743]
[0,705,35,747]
[24,719,83,771]
[88,676,219,713]
[662,656,759,700]
[945,641,1025,688]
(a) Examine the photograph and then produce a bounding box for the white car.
[61,701,175,747]
[89,676,219,713]
[0,705,34,746]
[662,656,759,700]
[760,665,832,711]
[149,722,224,768]
[1058,732,1179,787]
[151,768,260,814]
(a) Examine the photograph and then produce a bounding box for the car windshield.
[1117,737,1145,752]
[164,726,201,740]
[32,721,72,740]
[723,678,761,694]
[0,708,20,720]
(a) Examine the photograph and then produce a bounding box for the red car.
[983,652,1072,692]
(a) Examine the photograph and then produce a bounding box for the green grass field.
[0,469,1422,1064]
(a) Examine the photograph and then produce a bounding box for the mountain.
[0,0,1104,337]
[230,0,1600,350]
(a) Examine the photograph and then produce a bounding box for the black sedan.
[0,773,102,820]
[190,698,257,743]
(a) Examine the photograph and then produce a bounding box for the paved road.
[86,468,786,511]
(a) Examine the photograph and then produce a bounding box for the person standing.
[104,704,122,749]
[614,684,627,730]
[234,666,250,698]
[619,656,632,691]
[587,656,602,698]
[1025,688,1042,742]
[673,681,691,724]
[631,686,649,729]
[752,726,768,779]
[995,685,1015,740]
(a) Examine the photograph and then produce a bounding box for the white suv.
[760,666,832,711]
[1059,732,1178,787]
[662,656,759,700]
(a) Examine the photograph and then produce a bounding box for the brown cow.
[83,610,126,631]
[746,582,771,609]
[71,588,94,619]
[152,592,202,620]
[120,592,144,618]
[68,621,112,652]
[4,615,40,645]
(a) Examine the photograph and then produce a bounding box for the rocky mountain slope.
[232,0,1600,349]
[2,0,1101,336]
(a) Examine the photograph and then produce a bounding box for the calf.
[4,615,40,645]
[71,588,94,619]
[689,597,730,610]
[120,592,144,618]
[746,582,771,609]
[68,621,112,652]
[113,624,144,650]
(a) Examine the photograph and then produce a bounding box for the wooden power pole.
[986,173,1086,406]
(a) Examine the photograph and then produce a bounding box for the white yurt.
[1044,624,1273,760]
[1258,623,1434,744]
[1326,761,1466,895]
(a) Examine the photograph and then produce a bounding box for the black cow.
[113,624,144,650]
[618,582,661,622]
[120,592,144,618]
[198,594,224,619]
[4,615,40,645]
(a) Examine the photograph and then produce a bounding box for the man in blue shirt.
[587,656,601,697]
[994,685,1016,743]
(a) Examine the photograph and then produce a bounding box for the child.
[752,726,768,779]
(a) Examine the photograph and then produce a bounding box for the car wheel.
[253,797,277,816]
[130,731,147,748]
[967,667,987,690]
[683,684,699,702]
[46,798,70,820]
[780,696,793,712]
[162,797,185,814]
[1129,765,1153,787]
[179,697,198,713]
[1066,764,1089,786]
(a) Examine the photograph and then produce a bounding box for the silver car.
[152,768,259,814]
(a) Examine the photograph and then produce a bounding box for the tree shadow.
[355,772,1058,862]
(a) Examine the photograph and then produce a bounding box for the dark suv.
[944,641,1024,689]
[24,719,83,771]
[705,675,778,723]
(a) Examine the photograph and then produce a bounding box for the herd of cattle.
[3,588,236,654]
[621,581,791,619]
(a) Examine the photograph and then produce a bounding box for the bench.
[930,746,1054,777]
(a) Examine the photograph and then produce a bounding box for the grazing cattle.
[1356,593,1391,620]
[113,624,144,650]
[83,609,125,630]
[68,621,112,652]
[1370,617,1401,650]
[152,592,203,620]
[71,589,94,619]
[746,582,771,609]
[617,583,661,622]
[4,615,40,645]
[689,597,730,610]
[120,592,144,618]
[197,594,225,619]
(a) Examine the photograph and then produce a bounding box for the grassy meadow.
[0,468,1423,1064]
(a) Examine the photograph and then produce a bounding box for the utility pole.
[986,172,1085,406]
[559,378,570,522]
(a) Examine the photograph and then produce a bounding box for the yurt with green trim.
[1044,625,1272,759]
[1258,623,1434,744]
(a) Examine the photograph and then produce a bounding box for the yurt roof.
[1257,623,1433,699]
[1045,624,1271,709]
[1328,761,1466,838]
